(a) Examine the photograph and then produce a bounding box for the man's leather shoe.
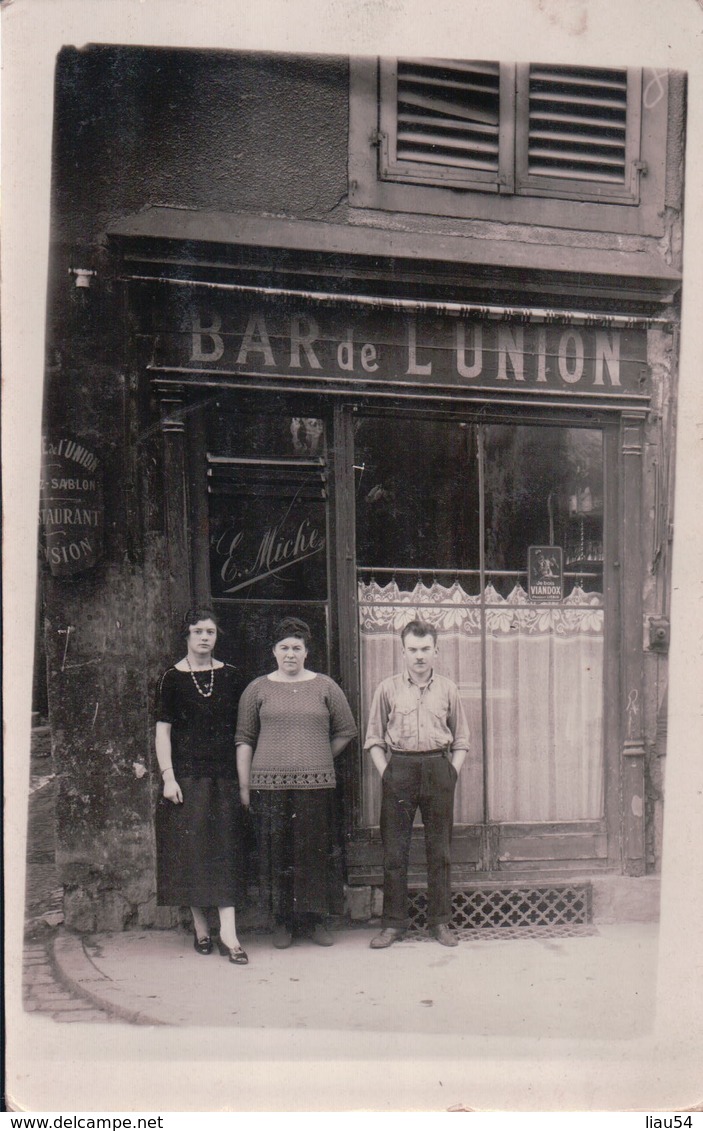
[309,923,334,947]
[369,927,405,949]
[431,923,459,947]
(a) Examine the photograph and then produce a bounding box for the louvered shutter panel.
[515,64,642,202]
[379,59,513,191]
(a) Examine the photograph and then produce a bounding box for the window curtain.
[358,579,604,827]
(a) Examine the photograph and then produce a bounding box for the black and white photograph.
[4,0,703,1115]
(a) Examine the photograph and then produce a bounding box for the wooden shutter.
[515,64,643,202]
[379,58,515,192]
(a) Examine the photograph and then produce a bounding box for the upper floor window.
[378,60,642,204]
[349,57,668,235]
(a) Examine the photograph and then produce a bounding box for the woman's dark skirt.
[156,776,246,907]
[252,788,343,928]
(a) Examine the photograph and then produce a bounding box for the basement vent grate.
[407,884,591,931]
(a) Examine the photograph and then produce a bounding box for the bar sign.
[527,546,564,602]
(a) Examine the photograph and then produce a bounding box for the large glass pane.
[483,425,604,821]
[355,416,480,587]
[355,416,483,827]
[209,481,328,602]
[484,425,603,596]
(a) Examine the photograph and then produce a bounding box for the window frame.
[348,56,667,237]
[514,64,643,204]
[378,59,516,194]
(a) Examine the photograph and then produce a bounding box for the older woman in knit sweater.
[235,617,357,949]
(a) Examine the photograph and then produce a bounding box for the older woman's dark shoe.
[273,924,293,949]
[193,933,213,955]
[308,923,334,946]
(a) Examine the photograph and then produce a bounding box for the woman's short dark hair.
[181,606,221,637]
[272,617,311,649]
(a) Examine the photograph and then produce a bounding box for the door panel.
[197,401,333,676]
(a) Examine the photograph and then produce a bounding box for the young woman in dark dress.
[154,607,248,964]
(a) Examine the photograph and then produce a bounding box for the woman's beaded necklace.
[186,657,215,698]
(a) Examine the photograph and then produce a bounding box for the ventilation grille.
[408,884,591,930]
[396,58,500,173]
[527,65,628,183]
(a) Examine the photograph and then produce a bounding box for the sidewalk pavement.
[47,920,658,1037]
[18,919,703,1111]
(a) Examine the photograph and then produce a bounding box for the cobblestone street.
[23,729,120,1023]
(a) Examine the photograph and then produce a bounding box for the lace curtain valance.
[358,580,604,826]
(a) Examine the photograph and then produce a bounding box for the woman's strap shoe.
[226,945,249,965]
[193,934,213,955]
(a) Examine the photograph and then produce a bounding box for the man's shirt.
[364,670,470,754]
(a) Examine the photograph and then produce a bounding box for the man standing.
[364,619,469,948]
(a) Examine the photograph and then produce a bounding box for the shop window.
[355,417,605,828]
[349,58,665,231]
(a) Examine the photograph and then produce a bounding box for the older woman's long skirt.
[252,788,343,927]
[156,777,246,907]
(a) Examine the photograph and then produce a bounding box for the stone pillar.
[621,412,647,875]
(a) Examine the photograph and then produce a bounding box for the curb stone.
[50,930,167,1027]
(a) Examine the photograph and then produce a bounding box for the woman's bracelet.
[161,766,175,778]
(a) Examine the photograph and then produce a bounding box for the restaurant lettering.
[160,305,649,396]
[39,436,104,576]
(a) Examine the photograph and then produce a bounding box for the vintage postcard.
[3,0,703,1114]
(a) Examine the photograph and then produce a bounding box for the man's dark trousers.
[379,751,457,929]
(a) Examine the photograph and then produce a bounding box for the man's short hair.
[401,619,438,645]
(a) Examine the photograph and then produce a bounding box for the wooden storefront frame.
[154,374,638,884]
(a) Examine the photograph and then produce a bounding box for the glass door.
[201,402,332,677]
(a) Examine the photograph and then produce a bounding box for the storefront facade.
[40,47,684,929]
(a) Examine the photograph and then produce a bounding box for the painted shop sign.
[145,296,650,398]
[39,436,104,576]
[528,546,564,602]
[209,493,328,601]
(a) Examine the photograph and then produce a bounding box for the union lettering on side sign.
[39,436,104,576]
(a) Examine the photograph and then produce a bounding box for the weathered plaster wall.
[52,46,350,249]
